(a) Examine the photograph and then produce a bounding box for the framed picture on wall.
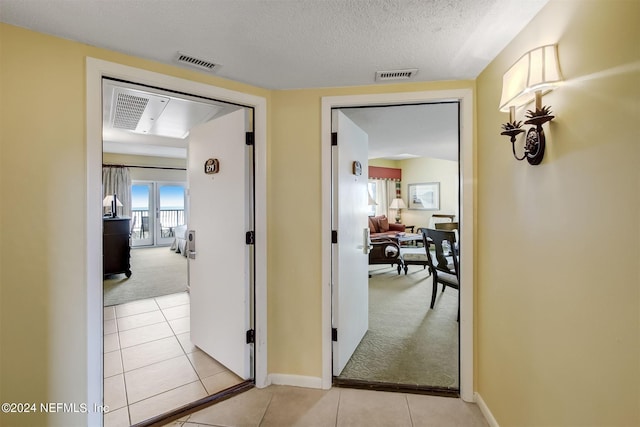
[408,182,440,210]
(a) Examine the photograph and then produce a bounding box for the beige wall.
[369,158,400,168]
[399,157,459,229]
[475,0,639,425]
[0,24,269,426]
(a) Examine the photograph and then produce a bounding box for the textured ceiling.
[1,0,549,160]
[0,0,548,89]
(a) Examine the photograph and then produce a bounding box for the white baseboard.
[267,373,323,389]
[475,392,500,427]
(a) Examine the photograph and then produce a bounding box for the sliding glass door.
[131,183,154,246]
[157,184,186,245]
[131,181,186,247]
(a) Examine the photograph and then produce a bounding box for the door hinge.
[331,132,338,146]
[332,328,338,342]
[246,329,255,344]
[245,132,255,146]
[331,230,338,244]
[246,231,255,245]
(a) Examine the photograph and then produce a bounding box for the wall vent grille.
[176,52,218,72]
[375,68,418,82]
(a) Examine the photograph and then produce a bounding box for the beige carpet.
[338,264,459,389]
[103,246,187,306]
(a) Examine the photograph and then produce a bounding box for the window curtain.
[102,166,132,217]
[370,178,402,218]
[386,180,397,217]
[371,179,387,217]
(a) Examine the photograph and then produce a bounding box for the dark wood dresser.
[103,217,132,277]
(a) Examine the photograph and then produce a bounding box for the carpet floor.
[103,246,188,306]
[338,264,459,389]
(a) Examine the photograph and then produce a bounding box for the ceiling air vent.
[176,52,218,72]
[375,68,418,82]
[113,93,149,130]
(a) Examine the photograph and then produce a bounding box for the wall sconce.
[499,44,562,165]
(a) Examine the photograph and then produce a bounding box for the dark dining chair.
[434,221,458,231]
[424,228,459,320]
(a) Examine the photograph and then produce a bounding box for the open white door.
[332,110,369,376]
[188,108,253,380]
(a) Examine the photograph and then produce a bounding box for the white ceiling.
[343,103,460,161]
[1,0,549,160]
[101,79,241,159]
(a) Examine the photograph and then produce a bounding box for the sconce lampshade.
[389,198,406,210]
[499,44,562,112]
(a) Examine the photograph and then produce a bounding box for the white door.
[188,108,253,380]
[332,110,370,376]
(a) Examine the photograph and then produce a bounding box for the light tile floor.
[162,385,489,427]
[103,292,243,427]
[106,292,488,427]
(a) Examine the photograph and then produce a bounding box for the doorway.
[130,181,187,247]
[321,90,474,401]
[332,102,461,392]
[86,58,268,426]
[102,79,254,424]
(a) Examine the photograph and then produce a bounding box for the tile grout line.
[405,394,414,427]
[107,289,190,425]
[256,392,274,427]
[334,388,341,427]
[163,297,211,396]
[128,379,204,414]
[116,297,166,425]
[113,304,133,427]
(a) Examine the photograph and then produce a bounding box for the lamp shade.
[499,44,562,112]
[103,195,123,207]
[389,198,406,210]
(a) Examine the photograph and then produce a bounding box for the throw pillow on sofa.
[368,216,378,233]
[378,216,390,232]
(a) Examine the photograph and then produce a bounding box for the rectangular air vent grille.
[113,93,149,130]
[375,68,418,82]
[176,52,218,72]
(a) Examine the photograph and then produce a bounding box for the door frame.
[321,89,474,402]
[86,58,268,425]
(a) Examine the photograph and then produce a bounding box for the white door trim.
[321,89,474,401]
[86,58,268,426]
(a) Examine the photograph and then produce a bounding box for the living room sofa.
[368,215,406,239]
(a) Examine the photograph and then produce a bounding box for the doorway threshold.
[133,380,254,427]
[333,377,459,398]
